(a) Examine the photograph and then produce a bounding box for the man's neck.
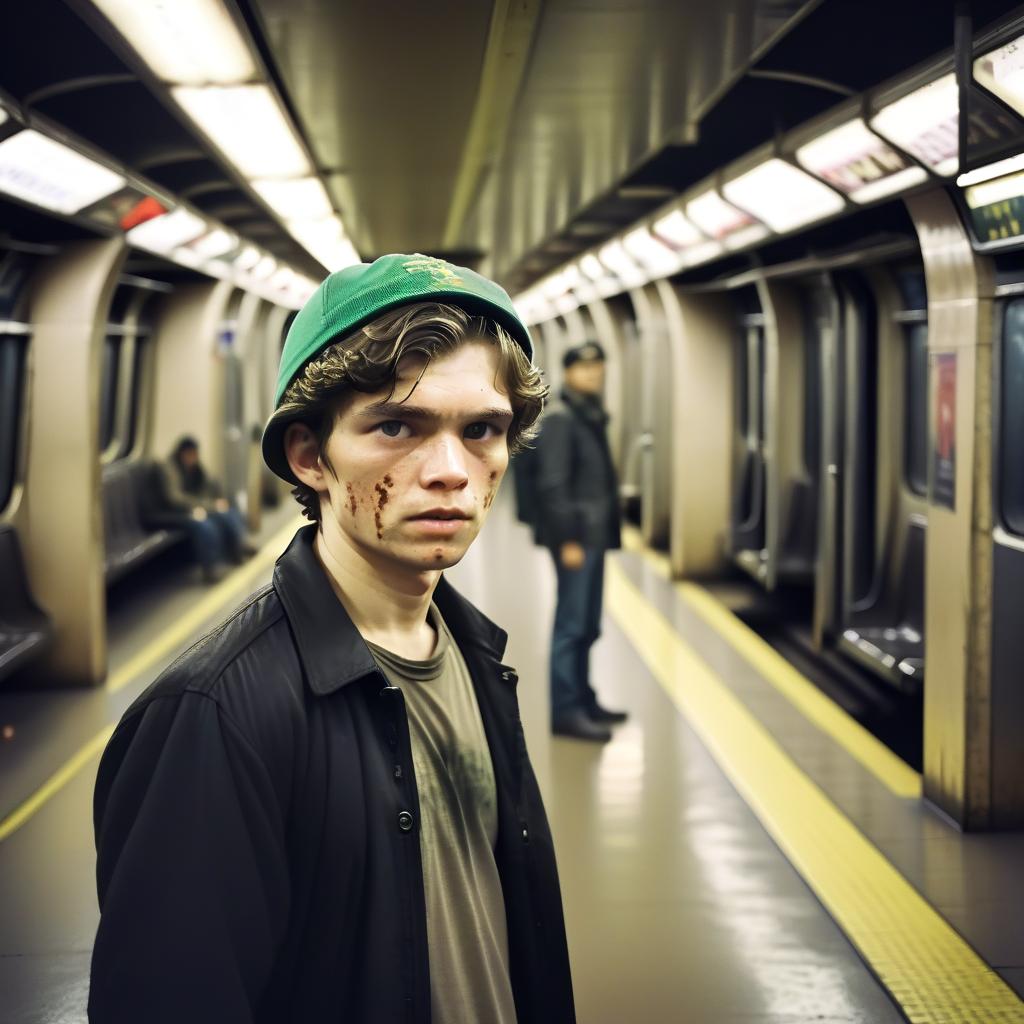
[314,518,441,660]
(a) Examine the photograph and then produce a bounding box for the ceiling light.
[252,177,332,222]
[0,109,8,128]
[88,0,257,86]
[975,33,1024,117]
[963,169,1024,209]
[685,189,756,240]
[652,209,703,249]
[173,84,311,179]
[957,152,1024,187]
[623,226,681,273]
[234,245,262,271]
[0,130,127,214]
[579,254,605,281]
[270,266,297,291]
[598,240,647,287]
[191,228,238,259]
[723,158,846,233]
[127,207,206,253]
[251,255,277,280]
[796,118,928,204]
[870,73,959,177]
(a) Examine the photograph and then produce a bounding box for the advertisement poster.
[932,352,957,510]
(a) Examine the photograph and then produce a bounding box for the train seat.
[102,461,185,585]
[0,524,54,681]
[840,518,925,690]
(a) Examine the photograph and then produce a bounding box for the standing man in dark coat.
[89,255,576,1024]
[534,341,626,742]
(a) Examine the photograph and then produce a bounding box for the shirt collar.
[272,524,508,697]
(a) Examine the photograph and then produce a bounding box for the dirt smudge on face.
[383,474,394,488]
[374,510,384,540]
[482,469,498,510]
[345,482,357,517]
[374,480,391,509]
[434,548,444,561]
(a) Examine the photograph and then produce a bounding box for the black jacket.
[89,525,575,1024]
[533,389,621,551]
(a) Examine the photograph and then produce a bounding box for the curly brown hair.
[276,301,547,522]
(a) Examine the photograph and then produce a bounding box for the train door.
[991,279,1024,813]
[833,267,928,691]
[729,286,767,581]
[219,294,247,509]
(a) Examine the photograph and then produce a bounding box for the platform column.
[906,188,999,829]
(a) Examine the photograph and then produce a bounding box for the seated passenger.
[145,436,251,582]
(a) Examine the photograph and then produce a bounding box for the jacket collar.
[561,386,609,426]
[273,524,508,697]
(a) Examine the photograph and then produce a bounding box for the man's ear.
[284,422,327,492]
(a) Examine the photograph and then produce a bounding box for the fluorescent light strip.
[958,152,1024,188]
[623,227,682,272]
[964,169,1024,209]
[0,130,127,214]
[191,228,238,259]
[89,0,257,86]
[127,207,206,253]
[686,189,754,240]
[975,33,1024,118]
[253,177,333,221]
[723,158,845,234]
[652,209,703,248]
[870,73,959,177]
[173,84,311,179]
[0,108,8,128]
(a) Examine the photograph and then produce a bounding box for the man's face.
[564,359,605,395]
[315,340,513,574]
[179,447,199,469]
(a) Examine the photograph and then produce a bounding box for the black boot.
[588,704,628,725]
[552,708,612,742]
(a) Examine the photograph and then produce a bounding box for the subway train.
[2,1,1024,1022]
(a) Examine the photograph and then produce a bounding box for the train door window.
[1000,298,1024,535]
[0,329,26,511]
[99,332,122,453]
[904,322,929,496]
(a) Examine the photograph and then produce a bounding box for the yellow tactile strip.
[606,559,1024,1024]
[619,526,921,799]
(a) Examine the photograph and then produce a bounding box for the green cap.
[261,253,533,484]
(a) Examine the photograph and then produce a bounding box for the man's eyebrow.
[358,401,514,423]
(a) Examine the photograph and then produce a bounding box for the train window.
[121,337,148,458]
[99,333,121,453]
[904,323,929,497]
[1000,299,1024,535]
[0,331,26,511]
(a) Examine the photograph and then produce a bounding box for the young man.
[534,341,626,742]
[89,255,576,1024]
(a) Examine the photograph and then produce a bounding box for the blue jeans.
[184,508,245,570]
[550,547,605,720]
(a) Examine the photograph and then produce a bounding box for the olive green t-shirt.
[367,606,517,1024]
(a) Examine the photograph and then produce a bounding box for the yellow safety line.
[0,517,301,844]
[606,560,1024,1024]
[619,526,922,799]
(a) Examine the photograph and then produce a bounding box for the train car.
[1,2,1023,1023]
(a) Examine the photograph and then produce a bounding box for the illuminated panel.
[870,73,959,177]
[190,228,238,259]
[126,208,206,253]
[623,227,683,274]
[252,177,332,221]
[0,130,127,214]
[975,34,1024,117]
[796,119,928,204]
[723,158,846,233]
[89,0,257,85]
[234,245,262,271]
[579,254,605,281]
[686,189,755,241]
[173,85,311,179]
[963,169,1024,244]
[598,240,647,287]
[0,108,8,128]
[652,209,704,249]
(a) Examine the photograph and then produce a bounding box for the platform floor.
[1,493,1022,1023]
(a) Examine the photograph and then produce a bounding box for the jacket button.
[398,810,415,833]
[521,825,530,843]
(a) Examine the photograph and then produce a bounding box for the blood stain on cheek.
[345,482,357,517]
[482,469,499,510]
[374,510,384,540]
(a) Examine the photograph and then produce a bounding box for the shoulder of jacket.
[123,584,296,720]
